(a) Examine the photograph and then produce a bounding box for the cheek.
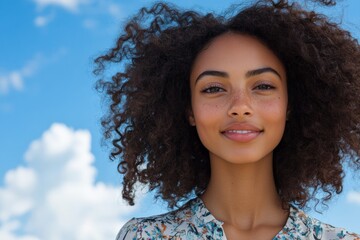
[193,103,220,125]
[192,97,227,122]
[191,100,224,146]
[257,97,287,146]
[259,97,287,123]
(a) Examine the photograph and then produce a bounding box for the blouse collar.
[191,197,225,225]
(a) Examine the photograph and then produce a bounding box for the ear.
[187,108,196,126]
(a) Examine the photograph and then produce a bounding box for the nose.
[227,90,253,118]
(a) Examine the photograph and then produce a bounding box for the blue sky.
[1,0,359,239]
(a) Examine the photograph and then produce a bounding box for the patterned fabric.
[116,197,359,240]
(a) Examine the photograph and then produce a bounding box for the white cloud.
[33,0,90,12]
[0,50,66,95]
[0,123,144,240]
[0,220,39,240]
[34,15,54,27]
[0,167,36,222]
[347,190,360,204]
[0,54,42,94]
[32,0,123,30]
[0,72,23,94]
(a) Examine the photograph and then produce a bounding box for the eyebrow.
[195,70,229,83]
[245,67,282,79]
[195,67,282,84]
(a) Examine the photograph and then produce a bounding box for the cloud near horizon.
[0,123,143,240]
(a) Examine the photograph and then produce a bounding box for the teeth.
[227,130,254,134]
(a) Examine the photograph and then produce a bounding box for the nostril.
[230,111,251,116]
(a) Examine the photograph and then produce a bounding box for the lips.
[226,130,257,134]
[221,123,263,142]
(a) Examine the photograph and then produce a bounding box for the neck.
[200,153,287,230]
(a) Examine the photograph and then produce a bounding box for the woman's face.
[189,33,287,165]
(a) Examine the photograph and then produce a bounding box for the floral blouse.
[116,197,359,239]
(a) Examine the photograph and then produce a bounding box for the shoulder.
[116,218,139,240]
[309,217,360,240]
[115,199,203,240]
[281,206,360,240]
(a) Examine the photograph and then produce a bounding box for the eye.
[201,86,225,94]
[254,84,275,90]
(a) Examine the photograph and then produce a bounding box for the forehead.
[190,33,286,81]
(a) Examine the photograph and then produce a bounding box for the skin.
[189,33,289,240]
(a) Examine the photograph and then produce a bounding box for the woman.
[94,0,360,239]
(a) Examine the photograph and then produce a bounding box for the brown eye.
[254,84,275,90]
[201,86,225,93]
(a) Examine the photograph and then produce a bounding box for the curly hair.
[94,0,360,209]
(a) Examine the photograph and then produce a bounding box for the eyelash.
[201,85,225,94]
[254,83,276,90]
[201,83,275,94]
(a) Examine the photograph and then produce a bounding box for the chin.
[211,151,273,165]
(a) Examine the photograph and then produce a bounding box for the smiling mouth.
[221,129,264,142]
[224,130,261,134]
